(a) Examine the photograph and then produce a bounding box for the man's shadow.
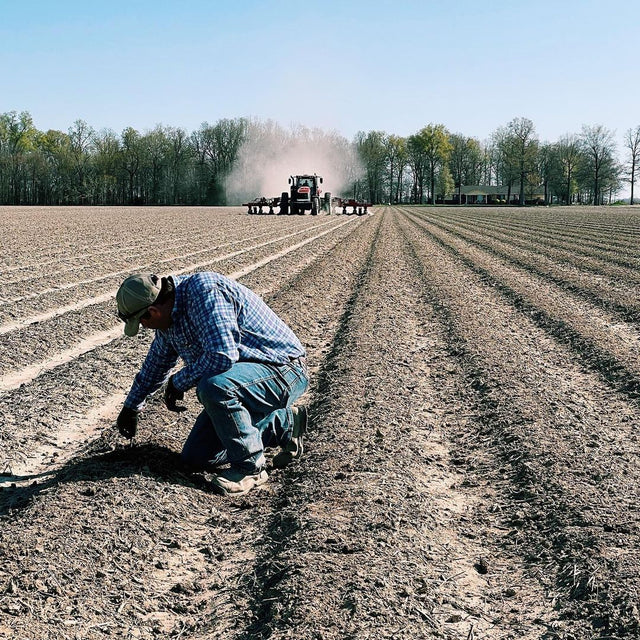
[0,442,211,516]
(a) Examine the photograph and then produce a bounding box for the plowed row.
[0,206,638,640]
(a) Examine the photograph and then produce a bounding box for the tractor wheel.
[324,192,331,214]
[311,197,319,216]
[291,204,299,215]
[279,192,289,215]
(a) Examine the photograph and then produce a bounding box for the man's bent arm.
[124,334,180,411]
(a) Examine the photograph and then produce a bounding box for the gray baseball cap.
[116,273,161,336]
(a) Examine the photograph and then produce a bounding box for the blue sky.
[2,0,638,150]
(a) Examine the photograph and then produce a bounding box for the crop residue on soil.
[1,205,639,639]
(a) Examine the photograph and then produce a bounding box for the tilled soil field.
[0,205,639,640]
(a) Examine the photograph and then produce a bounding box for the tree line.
[355,119,640,206]
[0,112,247,206]
[1,110,639,206]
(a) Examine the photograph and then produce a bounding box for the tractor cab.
[290,174,322,198]
[288,174,323,215]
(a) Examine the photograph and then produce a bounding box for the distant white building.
[447,185,546,205]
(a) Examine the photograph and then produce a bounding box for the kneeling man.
[115,272,309,496]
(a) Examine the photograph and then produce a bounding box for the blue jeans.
[181,360,309,473]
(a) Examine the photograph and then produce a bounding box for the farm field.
[0,204,639,639]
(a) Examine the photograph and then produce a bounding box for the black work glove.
[117,406,139,439]
[164,375,187,413]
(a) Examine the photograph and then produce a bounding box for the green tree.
[437,164,455,202]
[410,124,451,204]
[0,111,39,204]
[382,134,407,204]
[449,133,483,203]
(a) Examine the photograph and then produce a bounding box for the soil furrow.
[0,223,286,289]
[0,207,221,269]
[0,217,355,333]
[402,208,640,404]
[0,218,339,311]
[403,209,640,380]
[407,208,640,324]
[0,211,380,640]
[0,207,277,270]
[431,208,640,257]
[0,210,380,639]
[430,211,640,283]
[2,204,639,640]
[0,216,366,474]
[0,212,321,279]
[431,209,640,287]
[395,207,640,636]
[0,217,359,377]
[226,209,548,639]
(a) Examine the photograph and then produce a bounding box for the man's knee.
[197,373,236,406]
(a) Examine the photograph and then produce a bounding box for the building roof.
[459,185,545,196]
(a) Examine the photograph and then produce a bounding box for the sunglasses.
[117,307,152,323]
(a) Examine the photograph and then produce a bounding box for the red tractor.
[244,174,331,215]
[281,174,328,215]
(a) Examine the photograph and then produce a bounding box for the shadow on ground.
[0,442,210,516]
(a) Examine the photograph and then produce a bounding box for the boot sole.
[211,471,268,496]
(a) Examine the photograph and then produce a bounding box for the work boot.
[272,405,307,469]
[211,468,268,496]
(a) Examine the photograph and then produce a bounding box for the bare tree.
[192,119,247,204]
[579,125,617,205]
[121,127,142,204]
[537,143,559,205]
[142,126,171,205]
[556,134,581,204]
[355,130,387,204]
[383,134,405,204]
[393,138,408,204]
[406,134,426,203]
[491,127,518,203]
[165,127,192,205]
[624,126,640,205]
[93,129,121,204]
[67,119,95,204]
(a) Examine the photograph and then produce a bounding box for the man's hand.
[117,406,139,439]
[164,375,187,412]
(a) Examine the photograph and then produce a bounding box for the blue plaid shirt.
[124,272,305,411]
